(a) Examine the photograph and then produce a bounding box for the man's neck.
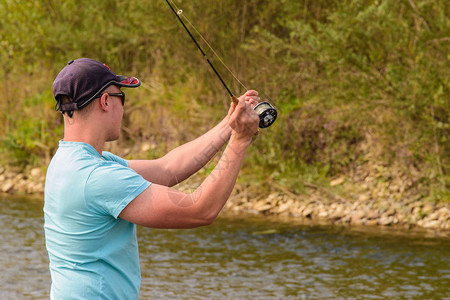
[64,126,106,155]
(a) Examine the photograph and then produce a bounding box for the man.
[44,58,260,299]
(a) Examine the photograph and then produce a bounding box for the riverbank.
[1,166,448,234]
[223,187,450,235]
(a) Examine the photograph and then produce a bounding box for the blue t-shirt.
[44,141,151,299]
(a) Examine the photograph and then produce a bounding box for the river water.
[0,195,449,299]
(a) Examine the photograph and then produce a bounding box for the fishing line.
[165,0,277,128]
[170,2,249,92]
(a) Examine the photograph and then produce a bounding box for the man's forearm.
[161,117,232,186]
[181,134,251,223]
[161,119,231,186]
[128,118,231,186]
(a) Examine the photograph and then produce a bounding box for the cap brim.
[75,76,141,110]
[114,75,141,88]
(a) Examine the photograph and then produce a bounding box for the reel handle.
[230,96,277,128]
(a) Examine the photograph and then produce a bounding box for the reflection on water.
[0,195,449,299]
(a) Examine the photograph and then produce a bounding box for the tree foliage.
[0,0,448,200]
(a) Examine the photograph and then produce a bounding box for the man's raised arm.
[128,90,260,186]
[119,95,259,228]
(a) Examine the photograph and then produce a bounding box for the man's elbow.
[201,213,217,226]
[189,211,216,227]
[163,163,186,187]
[167,177,181,188]
[193,206,220,227]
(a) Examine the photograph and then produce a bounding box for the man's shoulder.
[101,151,128,167]
[48,142,102,173]
[50,142,128,169]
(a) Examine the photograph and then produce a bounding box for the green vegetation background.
[0,0,448,203]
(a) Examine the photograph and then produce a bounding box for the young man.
[44,58,260,299]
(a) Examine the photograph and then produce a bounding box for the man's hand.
[227,90,260,117]
[228,90,260,142]
[242,89,260,107]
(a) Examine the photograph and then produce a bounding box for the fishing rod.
[165,0,277,128]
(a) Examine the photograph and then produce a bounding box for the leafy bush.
[0,0,448,199]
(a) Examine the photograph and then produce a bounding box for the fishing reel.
[254,101,277,128]
[231,96,277,128]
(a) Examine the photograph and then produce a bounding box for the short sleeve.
[85,161,151,218]
[102,151,128,167]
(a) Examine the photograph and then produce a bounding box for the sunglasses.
[102,92,125,106]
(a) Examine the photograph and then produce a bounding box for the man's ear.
[99,93,109,111]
